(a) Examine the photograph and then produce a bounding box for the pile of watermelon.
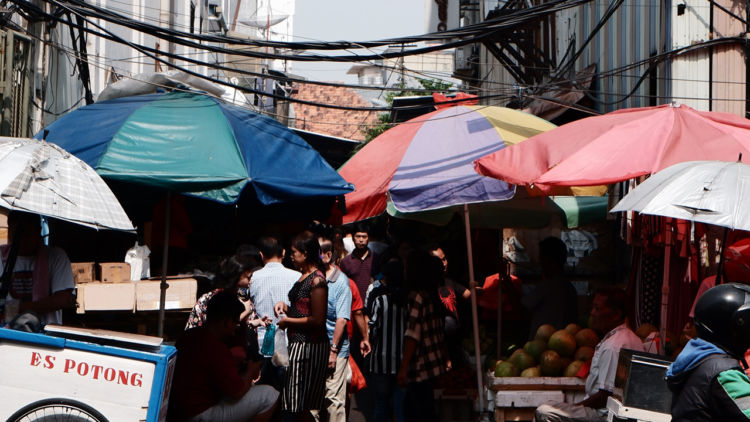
[493,323,600,378]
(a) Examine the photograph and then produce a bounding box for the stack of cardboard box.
[74,262,196,314]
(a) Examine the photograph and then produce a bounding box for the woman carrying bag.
[275,232,329,422]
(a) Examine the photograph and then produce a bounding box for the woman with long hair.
[274,231,329,422]
[185,253,266,330]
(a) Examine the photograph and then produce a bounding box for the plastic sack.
[272,328,289,367]
[347,357,367,393]
[124,242,151,281]
[261,324,276,356]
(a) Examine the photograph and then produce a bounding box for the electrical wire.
[25,0,529,112]
[12,0,750,118]
[18,0,477,96]
[53,0,594,59]
[20,21,521,130]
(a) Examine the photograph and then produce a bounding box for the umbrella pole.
[716,227,729,285]
[659,221,672,356]
[463,204,486,417]
[157,192,172,338]
[497,267,502,359]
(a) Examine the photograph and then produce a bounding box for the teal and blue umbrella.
[36,90,353,338]
[36,91,353,204]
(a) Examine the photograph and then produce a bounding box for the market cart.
[0,325,176,421]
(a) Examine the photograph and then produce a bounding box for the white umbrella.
[610,159,750,231]
[611,158,749,352]
[0,137,134,232]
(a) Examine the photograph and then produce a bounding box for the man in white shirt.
[249,236,300,390]
[0,212,74,326]
[534,288,644,422]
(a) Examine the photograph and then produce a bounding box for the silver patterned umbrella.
[611,159,750,231]
[0,137,134,231]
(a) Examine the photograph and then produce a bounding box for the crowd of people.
[167,223,459,422]
[9,208,749,421]
[164,216,638,422]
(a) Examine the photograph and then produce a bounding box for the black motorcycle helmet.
[694,283,750,359]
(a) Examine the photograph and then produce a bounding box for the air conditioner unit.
[455,45,473,71]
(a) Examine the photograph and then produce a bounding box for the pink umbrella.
[474,103,750,193]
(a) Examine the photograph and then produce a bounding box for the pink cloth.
[1,243,50,302]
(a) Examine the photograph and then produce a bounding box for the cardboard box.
[70,262,95,284]
[76,282,135,313]
[99,262,131,283]
[135,278,197,311]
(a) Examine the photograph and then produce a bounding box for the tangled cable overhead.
[9,0,749,114]
[57,0,593,56]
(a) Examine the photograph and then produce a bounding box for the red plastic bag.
[576,360,591,379]
[348,358,367,393]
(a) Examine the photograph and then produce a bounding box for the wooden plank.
[495,390,564,407]
[490,376,586,391]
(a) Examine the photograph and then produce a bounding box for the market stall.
[38,89,354,336]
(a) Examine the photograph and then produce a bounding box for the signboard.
[0,341,156,421]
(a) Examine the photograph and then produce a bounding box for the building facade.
[2,0,296,136]
[453,1,747,116]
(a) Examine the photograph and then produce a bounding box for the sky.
[293,0,426,83]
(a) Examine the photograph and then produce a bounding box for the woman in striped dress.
[275,232,329,421]
[367,259,407,422]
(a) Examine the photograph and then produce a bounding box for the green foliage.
[358,78,454,145]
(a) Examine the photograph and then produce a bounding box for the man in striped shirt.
[250,236,300,391]
[367,259,407,422]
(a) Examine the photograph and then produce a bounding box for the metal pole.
[159,0,176,64]
[716,227,729,285]
[496,258,505,359]
[157,192,172,338]
[659,219,672,356]
[464,204,486,416]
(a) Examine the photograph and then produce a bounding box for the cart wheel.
[7,398,108,422]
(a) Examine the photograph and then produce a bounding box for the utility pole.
[159,0,176,65]
[158,0,176,338]
[400,43,406,87]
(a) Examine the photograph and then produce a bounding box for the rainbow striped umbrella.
[340,105,558,224]
[340,105,563,411]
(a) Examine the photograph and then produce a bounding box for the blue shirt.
[249,262,300,355]
[326,267,352,358]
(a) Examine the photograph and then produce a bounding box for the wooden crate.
[490,376,586,422]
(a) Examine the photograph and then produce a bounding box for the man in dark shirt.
[340,222,380,301]
[521,236,578,338]
[169,290,279,422]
